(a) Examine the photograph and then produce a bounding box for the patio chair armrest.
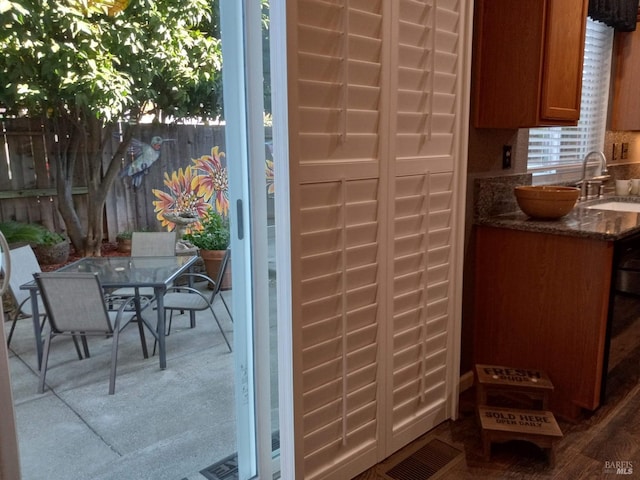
[165,285,203,296]
[15,291,46,319]
[175,273,217,288]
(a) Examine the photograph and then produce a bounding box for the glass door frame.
[220,1,290,478]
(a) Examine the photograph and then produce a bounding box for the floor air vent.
[385,439,462,480]
[200,431,280,480]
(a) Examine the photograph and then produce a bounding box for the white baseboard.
[459,370,474,392]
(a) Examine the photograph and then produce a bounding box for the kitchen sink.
[586,201,640,213]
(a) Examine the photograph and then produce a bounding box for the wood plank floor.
[353,312,640,480]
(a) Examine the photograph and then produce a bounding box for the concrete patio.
[6,286,239,480]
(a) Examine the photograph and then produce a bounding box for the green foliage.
[116,230,133,240]
[183,208,229,251]
[0,0,223,121]
[0,221,46,245]
[0,221,66,245]
[38,229,66,246]
[0,0,228,255]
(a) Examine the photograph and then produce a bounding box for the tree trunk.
[49,113,86,254]
[47,112,134,257]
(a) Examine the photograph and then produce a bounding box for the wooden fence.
[104,124,228,240]
[0,118,88,234]
[0,120,233,241]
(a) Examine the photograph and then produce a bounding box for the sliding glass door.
[220,1,281,478]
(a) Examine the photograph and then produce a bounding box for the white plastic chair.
[5,245,46,347]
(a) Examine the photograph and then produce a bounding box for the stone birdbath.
[162,211,199,252]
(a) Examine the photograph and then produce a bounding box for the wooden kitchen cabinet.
[474,226,613,420]
[472,0,588,128]
[610,24,640,130]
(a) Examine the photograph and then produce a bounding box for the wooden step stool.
[475,364,554,410]
[478,406,563,465]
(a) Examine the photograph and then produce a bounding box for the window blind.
[527,19,613,184]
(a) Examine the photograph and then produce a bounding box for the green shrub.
[39,230,66,246]
[116,230,133,240]
[183,208,230,250]
[0,221,46,245]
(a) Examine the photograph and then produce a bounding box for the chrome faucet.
[579,150,610,200]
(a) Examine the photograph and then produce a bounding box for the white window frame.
[528,19,614,184]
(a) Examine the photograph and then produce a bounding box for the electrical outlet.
[622,142,629,160]
[502,145,512,169]
[612,143,619,161]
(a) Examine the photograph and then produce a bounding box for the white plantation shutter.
[387,173,454,451]
[299,179,381,479]
[527,19,613,184]
[385,0,459,453]
[296,0,383,183]
[287,0,469,478]
[292,2,385,478]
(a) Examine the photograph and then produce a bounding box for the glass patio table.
[20,255,198,370]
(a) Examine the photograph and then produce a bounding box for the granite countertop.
[476,196,640,241]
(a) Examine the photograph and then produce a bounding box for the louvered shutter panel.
[299,179,382,479]
[287,0,467,478]
[384,0,460,453]
[291,1,385,479]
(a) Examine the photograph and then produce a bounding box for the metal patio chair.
[110,231,177,299]
[130,231,177,257]
[34,272,148,395]
[154,248,232,354]
[5,245,89,361]
[108,231,177,356]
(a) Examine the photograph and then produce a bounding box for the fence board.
[0,124,11,191]
[4,119,34,190]
[29,118,51,189]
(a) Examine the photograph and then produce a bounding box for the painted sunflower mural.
[152,144,274,234]
[152,166,211,232]
[191,146,230,218]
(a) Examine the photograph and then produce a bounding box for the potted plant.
[116,230,133,253]
[183,208,231,289]
[33,229,70,265]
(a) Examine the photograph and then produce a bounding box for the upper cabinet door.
[540,0,588,122]
[610,27,640,131]
[472,0,588,128]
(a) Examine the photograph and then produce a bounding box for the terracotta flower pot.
[117,238,132,254]
[200,249,232,290]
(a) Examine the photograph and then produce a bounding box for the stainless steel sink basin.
[586,201,640,213]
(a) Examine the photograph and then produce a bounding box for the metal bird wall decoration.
[119,136,174,188]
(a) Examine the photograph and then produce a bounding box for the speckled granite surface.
[474,173,532,219]
[474,174,640,241]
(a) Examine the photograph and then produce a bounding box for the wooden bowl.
[514,185,580,219]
